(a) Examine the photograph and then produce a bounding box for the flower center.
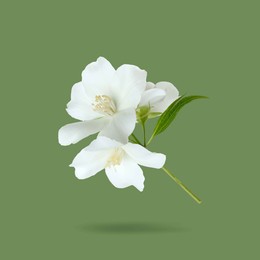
[92,95,116,116]
[106,148,125,167]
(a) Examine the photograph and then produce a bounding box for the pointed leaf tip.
[150,95,207,139]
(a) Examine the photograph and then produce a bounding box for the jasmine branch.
[162,166,202,204]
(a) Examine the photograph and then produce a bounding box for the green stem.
[142,122,146,147]
[131,134,142,145]
[162,166,202,204]
[129,138,136,143]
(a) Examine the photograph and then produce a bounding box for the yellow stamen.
[92,95,116,116]
[106,148,125,167]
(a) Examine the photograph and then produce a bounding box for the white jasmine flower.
[58,57,147,145]
[70,136,166,191]
[139,81,179,114]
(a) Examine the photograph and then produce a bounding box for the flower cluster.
[59,57,205,202]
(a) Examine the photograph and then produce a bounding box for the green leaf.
[150,95,207,140]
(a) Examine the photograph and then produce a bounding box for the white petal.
[58,119,107,146]
[105,156,145,191]
[99,108,136,144]
[151,82,179,113]
[145,82,155,90]
[66,82,101,120]
[139,88,166,107]
[122,143,166,169]
[70,148,109,180]
[81,57,115,98]
[112,64,147,110]
[85,136,122,152]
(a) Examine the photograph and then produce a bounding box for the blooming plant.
[59,57,207,203]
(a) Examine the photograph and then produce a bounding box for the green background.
[1,1,259,259]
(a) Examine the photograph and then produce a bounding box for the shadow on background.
[76,221,190,234]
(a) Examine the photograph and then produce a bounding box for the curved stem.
[162,166,202,204]
[131,133,142,145]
